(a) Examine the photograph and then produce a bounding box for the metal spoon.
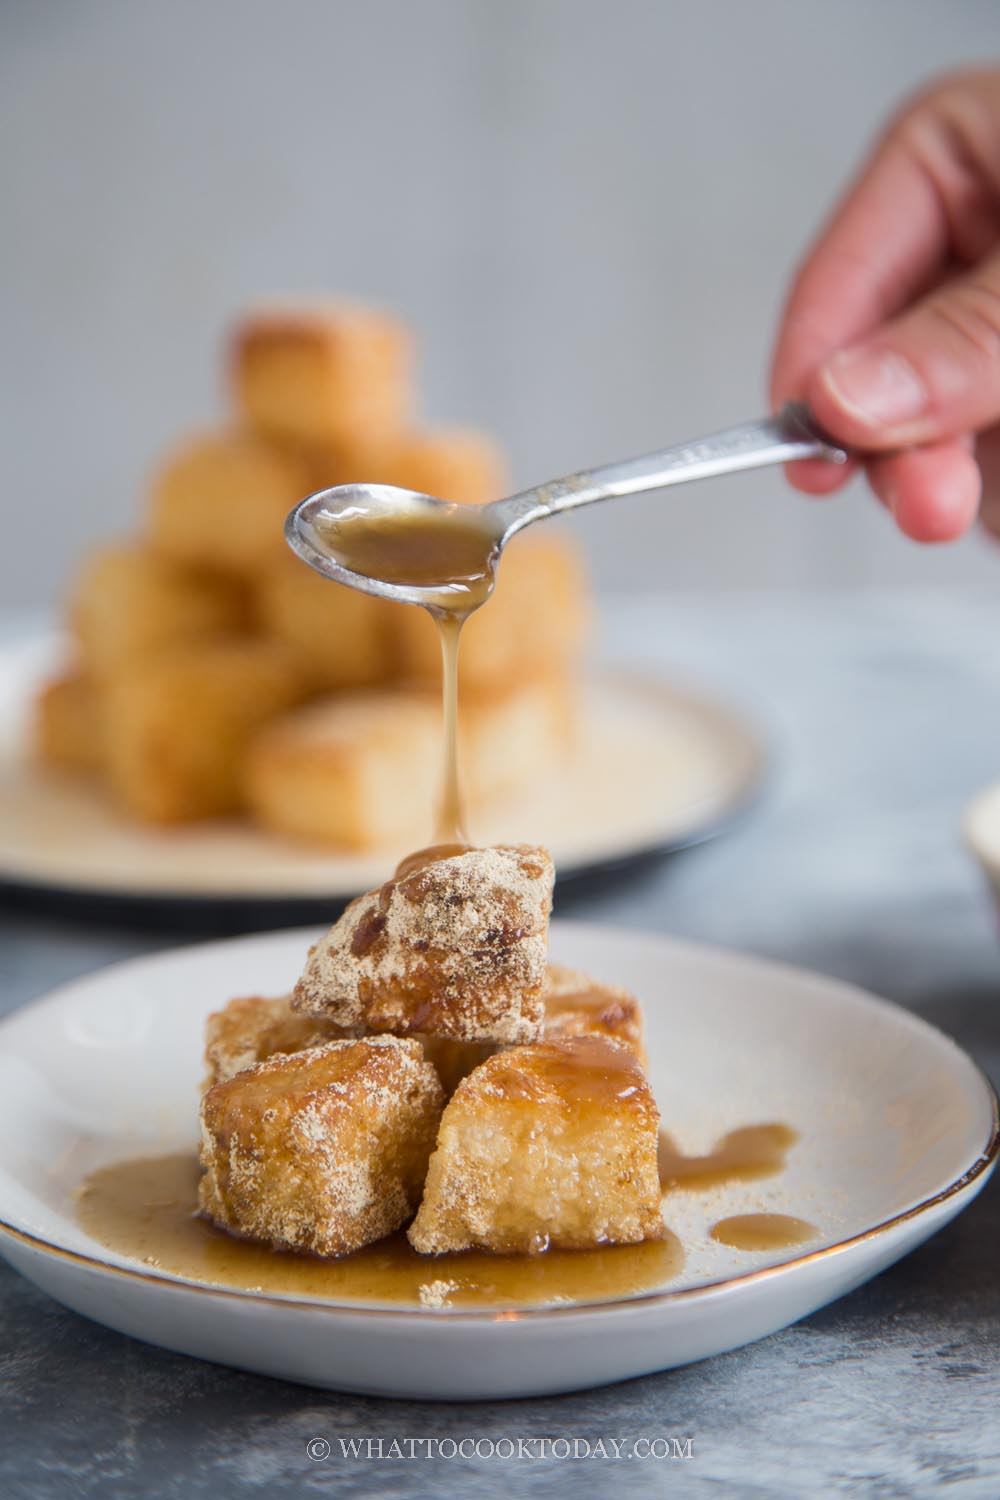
[285,402,848,609]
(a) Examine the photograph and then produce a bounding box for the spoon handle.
[494,402,850,536]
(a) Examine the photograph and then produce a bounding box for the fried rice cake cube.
[408,1036,663,1255]
[243,677,574,850]
[203,994,356,1089]
[245,691,441,850]
[148,429,313,579]
[419,1037,498,1097]
[198,1036,444,1257]
[231,301,413,450]
[542,964,647,1069]
[34,670,104,773]
[461,673,577,805]
[293,845,554,1043]
[104,637,311,822]
[377,427,508,506]
[204,992,490,1099]
[389,531,589,690]
[69,542,247,679]
[253,550,395,691]
[303,425,506,504]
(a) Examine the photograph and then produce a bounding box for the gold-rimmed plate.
[0,921,994,1398]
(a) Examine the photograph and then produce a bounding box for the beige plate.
[0,633,765,903]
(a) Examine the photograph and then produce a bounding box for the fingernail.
[820,348,928,429]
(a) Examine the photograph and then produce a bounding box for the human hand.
[770,68,1000,542]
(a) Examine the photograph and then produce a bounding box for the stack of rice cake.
[198,846,663,1259]
[36,303,589,847]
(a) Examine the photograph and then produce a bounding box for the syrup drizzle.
[434,613,468,843]
[313,500,504,846]
[658,1123,799,1191]
[76,1153,683,1309]
[75,1116,816,1314]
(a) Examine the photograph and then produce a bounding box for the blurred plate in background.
[965,782,1000,922]
[0,633,765,911]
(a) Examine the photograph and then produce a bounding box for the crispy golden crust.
[461,675,577,806]
[252,552,396,692]
[203,994,356,1089]
[244,679,575,851]
[300,425,507,504]
[69,542,248,679]
[377,428,508,506]
[103,637,312,822]
[245,692,442,850]
[389,532,589,691]
[542,964,647,1069]
[419,1036,498,1096]
[408,1037,663,1255]
[231,301,413,449]
[293,845,554,1043]
[199,1036,444,1257]
[417,962,643,1096]
[34,671,104,773]
[148,430,313,578]
[204,992,493,1100]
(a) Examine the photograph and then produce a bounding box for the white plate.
[0,922,994,1400]
[0,633,764,906]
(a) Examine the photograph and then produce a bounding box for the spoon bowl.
[285,484,505,612]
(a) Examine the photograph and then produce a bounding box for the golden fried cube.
[253,550,395,691]
[104,638,310,822]
[204,992,488,1099]
[34,671,104,772]
[199,1036,444,1256]
[307,427,506,503]
[148,429,312,578]
[408,1037,662,1255]
[203,994,354,1088]
[294,845,554,1042]
[244,677,574,850]
[245,692,441,849]
[419,1037,498,1096]
[69,542,247,680]
[543,964,647,1069]
[462,674,576,804]
[231,302,413,450]
[297,434,394,495]
[377,428,508,505]
[390,532,589,690]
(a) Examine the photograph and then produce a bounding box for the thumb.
[974,424,1000,541]
[805,247,1000,449]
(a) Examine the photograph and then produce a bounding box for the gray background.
[5,0,1000,611]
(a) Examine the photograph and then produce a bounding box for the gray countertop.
[2,592,999,1499]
